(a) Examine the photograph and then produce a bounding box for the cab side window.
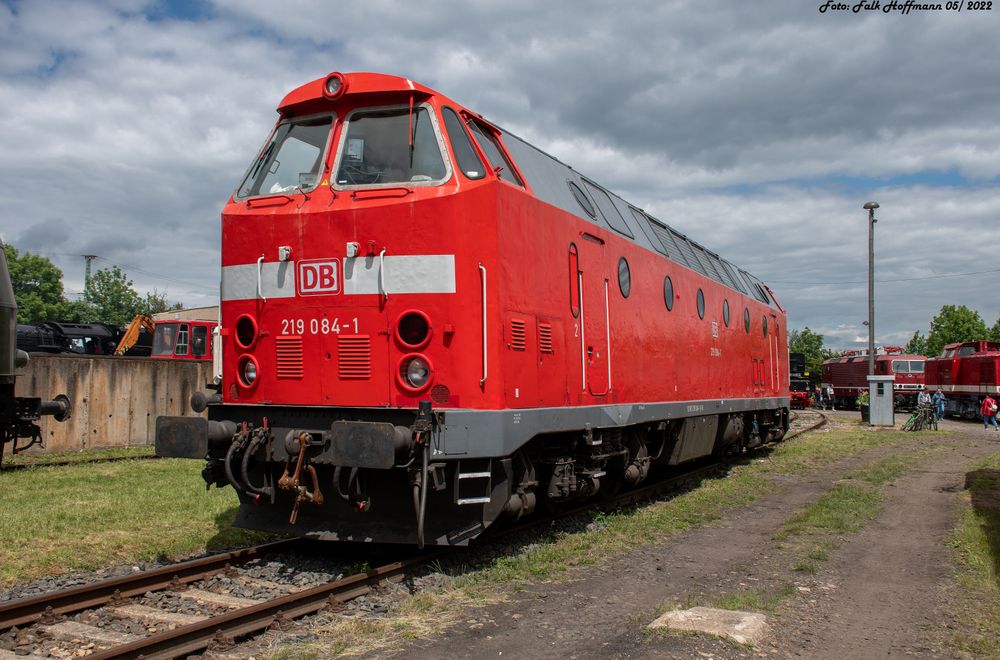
[192,326,208,357]
[467,121,523,187]
[175,324,189,356]
[442,108,486,180]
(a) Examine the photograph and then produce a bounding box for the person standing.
[980,395,998,431]
[826,384,835,411]
[932,389,946,422]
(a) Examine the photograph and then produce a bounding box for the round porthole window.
[763,315,769,337]
[697,289,705,320]
[744,308,751,333]
[663,276,674,311]
[723,299,730,327]
[618,257,631,298]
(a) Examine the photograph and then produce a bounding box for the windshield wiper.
[409,108,419,168]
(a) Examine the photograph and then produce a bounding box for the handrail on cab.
[479,263,487,388]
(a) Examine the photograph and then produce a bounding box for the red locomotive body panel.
[157,72,789,546]
[822,350,925,409]
[924,341,1000,418]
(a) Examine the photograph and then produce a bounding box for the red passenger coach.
[156,72,789,546]
[821,347,925,409]
[924,341,1000,418]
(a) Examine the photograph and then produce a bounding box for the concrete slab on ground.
[648,606,769,645]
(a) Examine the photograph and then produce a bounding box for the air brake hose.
[224,437,246,494]
[240,432,273,498]
[415,433,429,549]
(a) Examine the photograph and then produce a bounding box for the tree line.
[3,243,181,327]
[789,305,1000,384]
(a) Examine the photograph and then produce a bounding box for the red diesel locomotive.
[156,72,789,546]
[924,341,1000,418]
[821,347,925,409]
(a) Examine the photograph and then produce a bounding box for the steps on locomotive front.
[455,458,493,505]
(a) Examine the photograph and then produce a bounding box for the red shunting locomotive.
[156,72,790,546]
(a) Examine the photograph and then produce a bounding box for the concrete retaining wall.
[15,354,209,452]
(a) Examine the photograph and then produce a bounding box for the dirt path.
[395,421,997,659]
[768,426,993,659]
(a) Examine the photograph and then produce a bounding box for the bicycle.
[902,404,937,432]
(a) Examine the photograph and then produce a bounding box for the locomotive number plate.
[280,317,360,335]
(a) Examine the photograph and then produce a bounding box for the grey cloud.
[0,0,997,347]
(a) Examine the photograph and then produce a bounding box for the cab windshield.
[236,115,333,198]
[334,106,447,186]
[152,323,180,356]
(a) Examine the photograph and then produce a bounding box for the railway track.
[787,409,827,439]
[0,413,828,659]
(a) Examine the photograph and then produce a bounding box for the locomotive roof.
[823,353,925,364]
[941,340,1000,351]
[280,72,780,309]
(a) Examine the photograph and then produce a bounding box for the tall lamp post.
[863,201,879,376]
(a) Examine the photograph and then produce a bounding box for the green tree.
[990,317,1000,343]
[904,331,928,356]
[137,290,173,316]
[3,243,68,323]
[86,266,143,326]
[925,305,989,357]
[788,326,829,384]
[59,298,97,323]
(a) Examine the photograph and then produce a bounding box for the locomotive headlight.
[322,72,348,99]
[235,314,258,350]
[398,354,433,392]
[244,360,257,384]
[405,357,430,387]
[237,355,260,389]
[396,310,432,349]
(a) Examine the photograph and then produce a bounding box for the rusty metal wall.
[15,354,209,452]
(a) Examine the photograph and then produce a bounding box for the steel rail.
[0,538,302,631]
[88,551,448,660]
[785,410,827,440]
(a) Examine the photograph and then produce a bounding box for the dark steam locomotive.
[1,240,71,465]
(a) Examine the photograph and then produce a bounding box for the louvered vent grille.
[670,231,708,278]
[538,323,554,354]
[646,219,688,266]
[338,335,371,380]
[510,319,526,351]
[275,336,304,379]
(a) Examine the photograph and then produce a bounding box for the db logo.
[297,259,341,295]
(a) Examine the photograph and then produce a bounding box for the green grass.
[849,446,944,486]
[2,446,156,467]
[712,584,796,612]
[947,452,1000,656]
[464,425,921,588]
[0,457,269,586]
[775,483,882,540]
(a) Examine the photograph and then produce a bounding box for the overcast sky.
[1,0,997,350]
